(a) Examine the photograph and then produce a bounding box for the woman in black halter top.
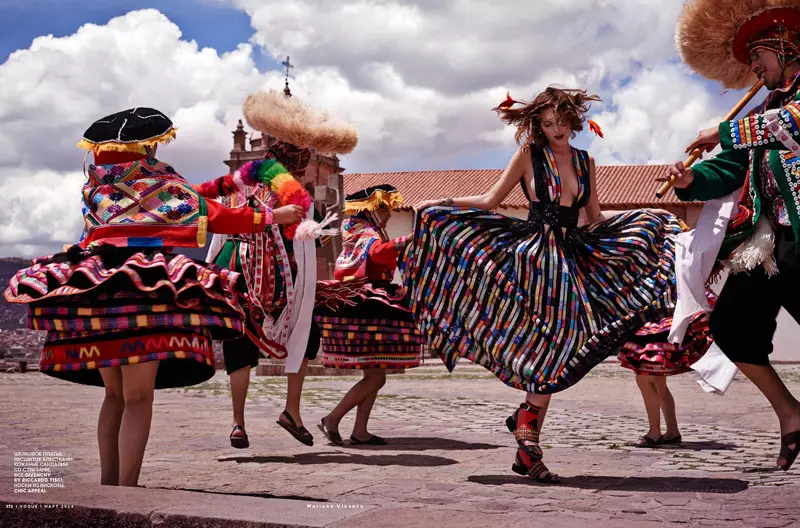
[403,87,712,483]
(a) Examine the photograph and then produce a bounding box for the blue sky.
[0,1,766,257]
[0,0,279,70]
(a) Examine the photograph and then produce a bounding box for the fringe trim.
[76,128,178,153]
[708,261,726,284]
[729,215,779,277]
[344,191,404,215]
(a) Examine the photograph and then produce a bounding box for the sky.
[0,0,763,257]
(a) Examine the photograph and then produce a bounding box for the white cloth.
[668,190,741,395]
[691,343,739,395]
[668,190,740,343]
[281,207,316,374]
[206,233,224,264]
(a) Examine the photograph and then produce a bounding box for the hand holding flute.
[655,79,764,197]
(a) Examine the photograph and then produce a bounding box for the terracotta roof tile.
[345,165,685,209]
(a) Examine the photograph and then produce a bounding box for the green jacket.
[676,79,800,257]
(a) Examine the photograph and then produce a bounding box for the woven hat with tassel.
[677,0,800,89]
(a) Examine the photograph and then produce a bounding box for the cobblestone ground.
[1,362,799,527]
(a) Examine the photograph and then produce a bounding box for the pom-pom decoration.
[294,211,339,241]
[236,159,314,239]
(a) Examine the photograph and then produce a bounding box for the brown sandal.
[230,425,249,449]
[514,424,543,456]
[511,451,561,484]
[505,408,519,433]
[277,411,314,446]
[317,417,343,446]
[631,435,664,448]
[778,430,800,471]
[511,412,559,483]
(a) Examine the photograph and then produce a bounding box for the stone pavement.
[1,362,799,527]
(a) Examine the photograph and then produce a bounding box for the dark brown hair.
[497,87,601,149]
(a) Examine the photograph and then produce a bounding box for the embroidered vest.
[79,158,208,249]
[721,74,800,257]
[335,217,391,282]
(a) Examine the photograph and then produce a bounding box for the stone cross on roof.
[281,55,294,97]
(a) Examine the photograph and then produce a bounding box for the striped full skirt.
[315,281,423,370]
[402,206,688,394]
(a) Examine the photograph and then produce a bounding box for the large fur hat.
[677,0,800,89]
[242,90,358,155]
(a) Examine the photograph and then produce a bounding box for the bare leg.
[653,376,680,440]
[352,370,386,440]
[283,358,309,427]
[325,369,386,431]
[98,366,125,486]
[118,361,159,487]
[229,366,250,431]
[636,375,663,440]
[736,362,800,467]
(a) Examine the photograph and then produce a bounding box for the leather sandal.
[778,430,800,471]
[277,410,314,447]
[317,417,343,446]
[505,408,519,433]
[350,434,387,446]
[631,435,664,448]
[511,451,561,484]
[230,425,249,449]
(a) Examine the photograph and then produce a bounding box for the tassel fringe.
[729,215,779,277]
[344,190,404,215]
[294,211,340,241]
[76,128,178,153]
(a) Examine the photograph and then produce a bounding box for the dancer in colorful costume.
[664,0,800,471]
[407,87,711,482]
[3,108,304,487]
[201,90,357,448]
[316,185,423,446]
[618,304,715,447]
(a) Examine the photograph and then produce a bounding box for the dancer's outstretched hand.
[644,208,672,216]
[685,127,720,155]
[415,199,447,210]
[273,205,305,224]
[657,162,694,189]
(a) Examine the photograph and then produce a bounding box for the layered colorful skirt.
[314,279,423,369]
[402,206,708,394]
[618,298,715,376]
[4,248,246,388]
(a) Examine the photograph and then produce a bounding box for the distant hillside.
[0,258,31,329]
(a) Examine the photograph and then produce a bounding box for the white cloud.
[0,9,267,257]
[0,168,85,258]
[587,64,730,165]
[0,4,758,256]
[233,0,683,94]
[226,0,739,168]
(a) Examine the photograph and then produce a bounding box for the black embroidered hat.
[77,107,177,153]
